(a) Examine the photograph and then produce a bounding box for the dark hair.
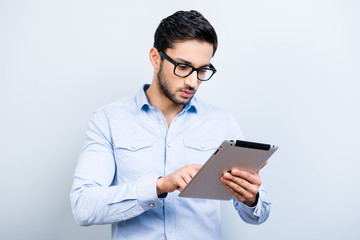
[154,10,218,56]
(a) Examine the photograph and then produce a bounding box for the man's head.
[154,10,218,57]
[149,10,217,107]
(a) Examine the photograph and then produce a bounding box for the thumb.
[257,161,268,173]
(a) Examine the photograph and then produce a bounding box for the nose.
[184,71,198,89]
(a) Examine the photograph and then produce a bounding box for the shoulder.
[93,96,137,120]
[193,97,233,120]
[193,97,244,139]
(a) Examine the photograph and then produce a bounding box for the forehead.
[166,40,213,66]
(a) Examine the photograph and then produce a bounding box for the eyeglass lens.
[175,64,213,81]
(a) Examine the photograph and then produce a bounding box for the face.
[156,40,213,105]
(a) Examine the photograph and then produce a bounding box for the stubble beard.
[157,63,195,106]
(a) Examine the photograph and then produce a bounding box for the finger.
[229,174,260,196]
[229,169,262,186]
[223,172,254,192]
[179,168,196,189]
[258,161,268,172]
[191,164,203,172]
[188,166,199,179]
[182,172,193,185]
[222,176,256,200]
[223,172,260,199]
[177,177,189,192]
[220,177,246,202]
[175,174,187,192]
[182,164,199,179]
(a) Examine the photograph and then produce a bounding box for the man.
[70,10,271,239]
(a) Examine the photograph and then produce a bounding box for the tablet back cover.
[179,140,278,200]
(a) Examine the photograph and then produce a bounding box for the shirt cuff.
[136,171,163,211]
[236,187,269,217]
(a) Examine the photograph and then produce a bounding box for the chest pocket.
[183,139,220,165]
[113,139,153,181]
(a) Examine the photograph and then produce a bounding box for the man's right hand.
[156,164,202,196]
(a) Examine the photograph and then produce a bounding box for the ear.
[149,47,161,70]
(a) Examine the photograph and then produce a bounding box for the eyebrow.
[174,57,211,68]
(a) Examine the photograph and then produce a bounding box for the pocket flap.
[183,139,220,151]
[113,138,152,152]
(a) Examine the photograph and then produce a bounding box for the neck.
[145,84,185,126]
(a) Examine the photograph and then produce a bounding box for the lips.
[180,90,194,98]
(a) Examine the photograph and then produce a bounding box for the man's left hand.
[220,168,262,207]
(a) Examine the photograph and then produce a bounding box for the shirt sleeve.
[70,110,163,226]
[232,184,271,224]
[226,113,271,224]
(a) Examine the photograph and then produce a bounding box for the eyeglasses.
[160,51,217,81]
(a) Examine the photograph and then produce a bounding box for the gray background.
[1,0,359,239]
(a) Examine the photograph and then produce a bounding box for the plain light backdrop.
[0,0,359,239]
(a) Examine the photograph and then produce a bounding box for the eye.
[177,64,191,71]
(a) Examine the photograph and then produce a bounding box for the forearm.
[70,173,163,226]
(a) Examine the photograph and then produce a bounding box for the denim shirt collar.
[135,84,198,113]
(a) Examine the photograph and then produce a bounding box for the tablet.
[179,140,278,200]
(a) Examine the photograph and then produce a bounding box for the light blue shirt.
[70,84,271,240]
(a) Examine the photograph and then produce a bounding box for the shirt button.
[149,203,155,207]
[167,143,171,148]
[255,208,260,214]
[131,145,136,149]
[166,199,171,204]
[201,144,205,149]
[168,229,172,233]
[159,120,164,124]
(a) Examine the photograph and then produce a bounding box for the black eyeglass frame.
[159,51,217,81]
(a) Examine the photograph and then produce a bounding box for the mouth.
[179,89,195,98]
